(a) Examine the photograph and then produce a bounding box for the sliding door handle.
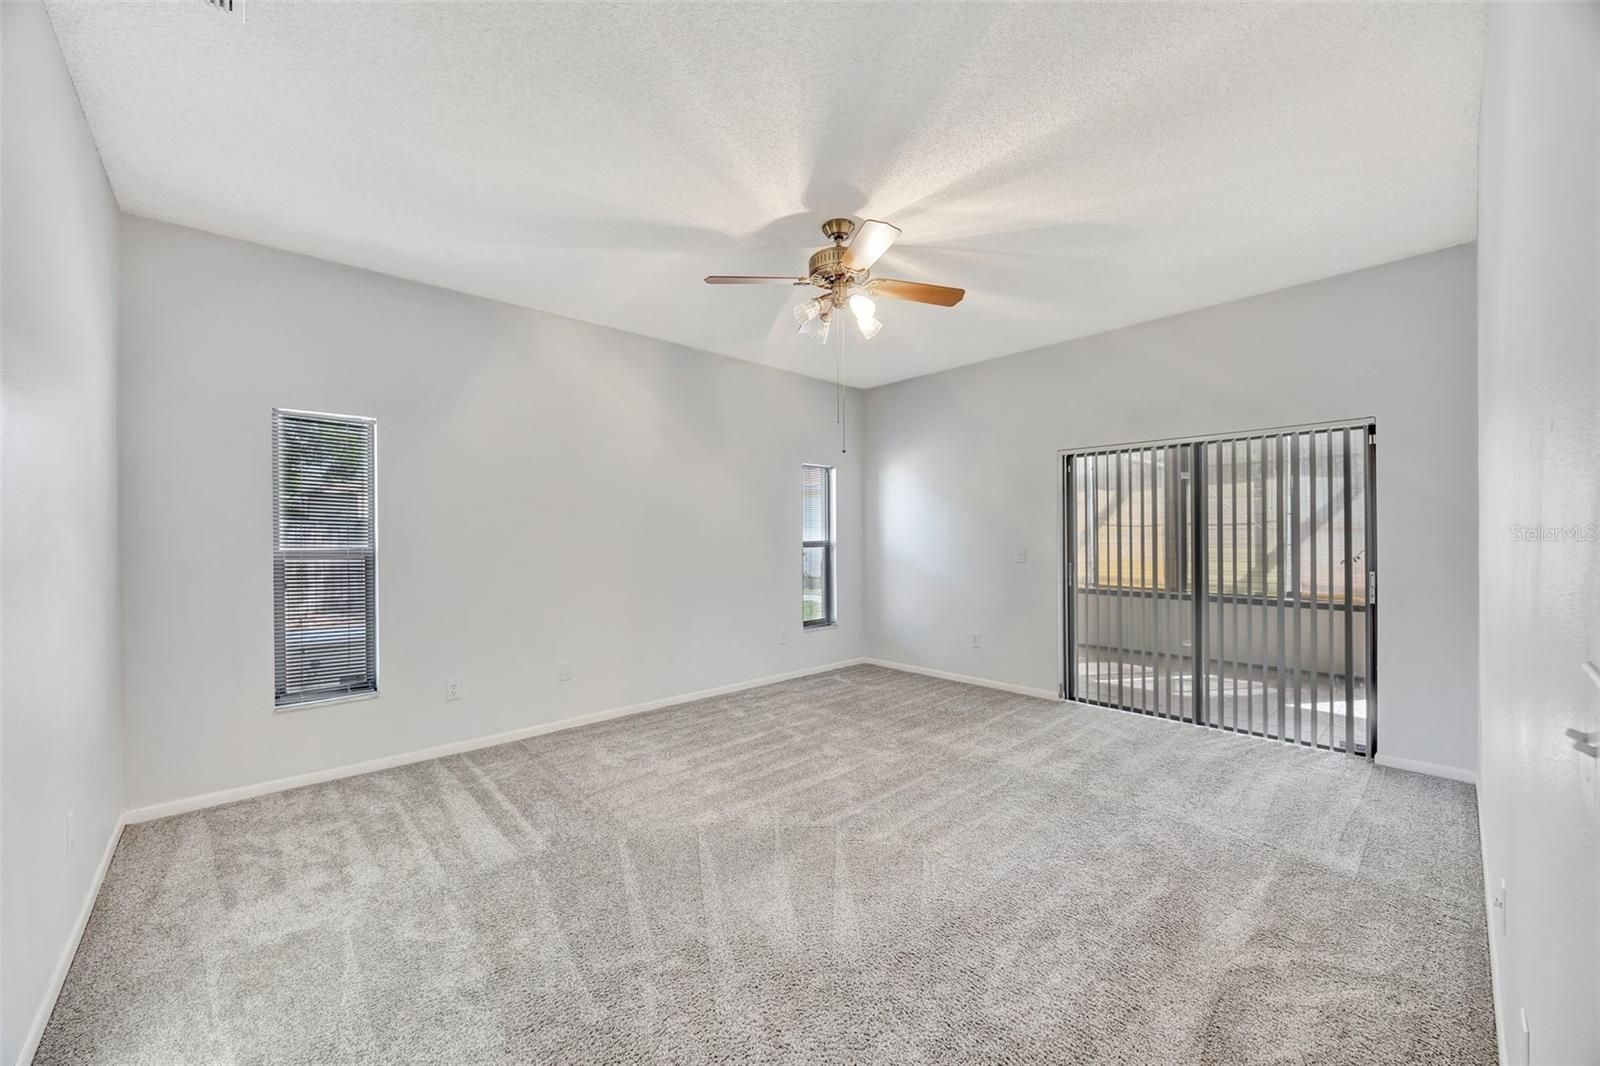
[1565,728,1599,758]
[1571,663,1600,756]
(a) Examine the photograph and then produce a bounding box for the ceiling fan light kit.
[705,216,965,344]
[847,293,882,339]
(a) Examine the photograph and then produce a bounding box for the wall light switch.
[559,662,573,681]
[446,679,463,702]
[970,633,982,649]
[1014,547,1027,564]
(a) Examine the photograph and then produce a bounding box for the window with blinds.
[802,464,835,627]
[272,410,378,708]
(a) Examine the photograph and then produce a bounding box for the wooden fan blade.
[871,278,965,307]
[704,275,807,285]
[841,219,901,272]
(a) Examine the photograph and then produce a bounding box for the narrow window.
[272,409,378,707]
[802,464,835,627]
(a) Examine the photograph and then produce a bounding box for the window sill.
[274,689,380,714]
[803,623,838,632]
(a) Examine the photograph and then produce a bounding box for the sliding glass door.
[1061,421,1376,756]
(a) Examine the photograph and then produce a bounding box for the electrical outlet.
[970,633,982,649]
[1014,547,1027,564]
[778,628,788,647]
[558,662,573,681]
[1494,879,1507,938]
[66,810,76,859]
[446,679,463,702]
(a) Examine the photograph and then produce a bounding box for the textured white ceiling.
[46,1,1483,387]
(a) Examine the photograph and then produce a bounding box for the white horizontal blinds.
[801,464,834,626]
[1065,421,1373,756]
[272,410,377,707]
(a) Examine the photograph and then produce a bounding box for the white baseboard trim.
[123,658,868,825]
[861,658,1059,702]
[17,815,125,1066]
[1375,752,1476,784]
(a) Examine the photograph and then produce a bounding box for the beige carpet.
[37,665,1495,1064]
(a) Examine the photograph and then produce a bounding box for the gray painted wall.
[1476,4,1599,1062]
[117,218,866,811]
[863,245,1478,776]
[6,9,1521,1054]
[1,3,125,1062]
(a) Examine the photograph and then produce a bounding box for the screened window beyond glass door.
[802,465,835,627]
[1064,422,1375,755]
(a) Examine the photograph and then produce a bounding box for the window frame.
[272,408,380,710]
[801,463,836,629]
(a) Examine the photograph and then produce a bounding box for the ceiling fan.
[705,218,964,343]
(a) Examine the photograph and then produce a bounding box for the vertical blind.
[1064,421,1375,755]
[272,410,378,707]
[802,464,835,626]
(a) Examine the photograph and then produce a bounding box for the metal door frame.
[1057,418,1378,756]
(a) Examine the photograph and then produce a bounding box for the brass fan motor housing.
[807,245,852,284]
[809,218,865,285]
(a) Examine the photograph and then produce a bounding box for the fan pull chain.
[837,320,847,453]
